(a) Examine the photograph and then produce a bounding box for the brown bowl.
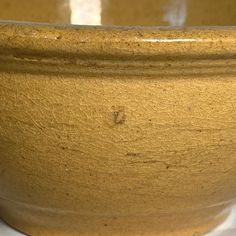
[0,0,236,235]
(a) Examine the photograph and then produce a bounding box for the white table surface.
[1,206,236,236]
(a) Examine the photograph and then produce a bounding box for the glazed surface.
[0,1,236,235]
[0,23,236,236]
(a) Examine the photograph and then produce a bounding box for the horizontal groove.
[0,22,236,76]
[0,195,234,216]
[0,55,236,77]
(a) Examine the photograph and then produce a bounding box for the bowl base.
[0,216,227,236]
[0,197,229,236]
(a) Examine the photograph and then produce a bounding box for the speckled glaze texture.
[0,1,236,236]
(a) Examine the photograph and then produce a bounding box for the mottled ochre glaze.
[0,1,236,236]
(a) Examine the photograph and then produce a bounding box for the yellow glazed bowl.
[0,0,236,236]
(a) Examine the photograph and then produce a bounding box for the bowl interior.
[0,0,236,27]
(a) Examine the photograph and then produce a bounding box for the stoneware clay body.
[0,0,236,236]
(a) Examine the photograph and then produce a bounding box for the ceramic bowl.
[0,1,236,236]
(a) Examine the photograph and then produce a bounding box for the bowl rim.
[0,21,236,76]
